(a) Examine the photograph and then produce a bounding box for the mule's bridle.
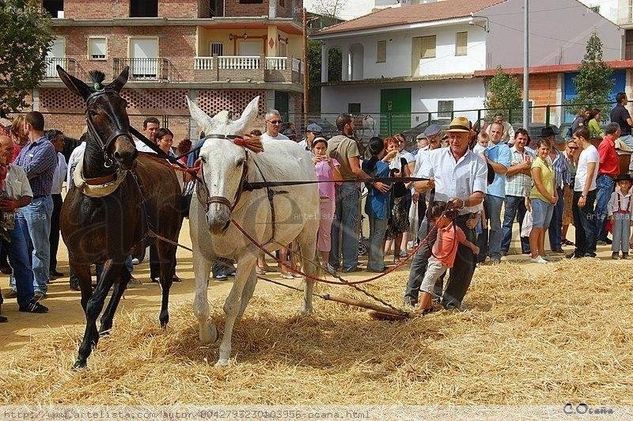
[85,90,133,168]
[196,141,249,212]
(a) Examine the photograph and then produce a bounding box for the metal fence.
[38,100,627,145]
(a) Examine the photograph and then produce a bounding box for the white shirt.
[135,138,157,154]
[51,152,68,195]
[607,190,633,218]
[262,132,290,142]
[389,150,415,172]
[574,145,599,192]
[67,142,86,187]
[417,147,488,215]
[2,164,32,199]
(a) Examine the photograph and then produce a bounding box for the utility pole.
[522,0,529,127]
[303,7,309,129]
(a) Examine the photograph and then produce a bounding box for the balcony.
[113,58,172,82]
[193,56,303,84]
[45,57,80,79]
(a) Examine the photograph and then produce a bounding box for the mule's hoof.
[199,322,218,344]
[215,358,230,367]
[300,307,314,315]
[73,359,87,370]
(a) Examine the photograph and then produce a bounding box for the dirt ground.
[0,220,570,354]
[0,219,374,354]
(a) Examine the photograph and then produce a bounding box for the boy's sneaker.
[622,252,629,260]
[612,252,620,260]
[19,300,48,313]
[4,289,17,299]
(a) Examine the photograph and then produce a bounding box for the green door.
[380,88,411,136]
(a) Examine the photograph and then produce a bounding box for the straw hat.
[446,116,471,133]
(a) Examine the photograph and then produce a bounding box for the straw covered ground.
[1,258,632,405]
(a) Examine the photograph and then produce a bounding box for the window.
[455,32,468,56]
[626,30,633,60]
[438,100,454,118]
[43,0,64,18]
[279,0,285,6]
[376,40,386,63]
[88,37,107,60]
[420,35,436,59]
[348,103,361,114]
[210,42,224,56]
[130,0,158,17]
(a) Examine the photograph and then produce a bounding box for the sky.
[303,0,374,21]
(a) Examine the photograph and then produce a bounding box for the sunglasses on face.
[268,120,282,125]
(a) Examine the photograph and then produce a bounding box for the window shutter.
[89,38,107,60]
[420,35,436,59]
[455,32,468,56]
[376,40,386,63]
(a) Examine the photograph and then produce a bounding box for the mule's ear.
[57,65,91,100]
[186,96,215,133]
[108,66,129,92]
[229,96,260,134]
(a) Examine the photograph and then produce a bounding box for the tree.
[0,0,54,113]
[306,40,341,113]
[566,32,613,118]
[484,67,522,122]
[311,0,349,19]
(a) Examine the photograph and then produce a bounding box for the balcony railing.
[45,57,79,78]
[195,56,303,71]
[266,57,287,70]
[113,58,171,81]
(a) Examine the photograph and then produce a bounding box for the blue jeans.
[485,194,504,260]
[548,188,564,250]
[17,196,53,293]
[329,183,360,271]
[502,195,530,254]
[595,174,615,241]
[4,217,35,308]
[367,215,387,271]
[572,190,597,256]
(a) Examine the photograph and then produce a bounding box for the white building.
[312,0,622,134]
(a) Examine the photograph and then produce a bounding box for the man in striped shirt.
[502,129,533,255]
[14,112,57,298]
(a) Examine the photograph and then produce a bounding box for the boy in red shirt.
[417,203,480,313]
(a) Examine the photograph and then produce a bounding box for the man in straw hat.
[404,116,488,310]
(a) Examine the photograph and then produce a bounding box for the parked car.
[511,123,565,146]
[400,119,451,150]
[304,118,338,139]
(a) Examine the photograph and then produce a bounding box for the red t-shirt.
[598,135,619,177]
[432,223,467,268]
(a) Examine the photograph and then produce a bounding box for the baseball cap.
[306,123,323,133]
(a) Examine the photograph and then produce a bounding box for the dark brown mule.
[57,66,183,368]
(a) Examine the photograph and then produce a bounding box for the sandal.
[256,267,266,276]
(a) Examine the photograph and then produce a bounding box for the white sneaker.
[132,258,140,265]
[530,256,548,264]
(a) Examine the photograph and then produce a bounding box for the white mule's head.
[188,96,260,233]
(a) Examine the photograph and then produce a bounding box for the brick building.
[38,0,305,140]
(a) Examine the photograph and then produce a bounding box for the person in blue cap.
[298,123,323,151]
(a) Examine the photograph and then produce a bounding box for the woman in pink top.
[416,203,479,313]
[312,137,342,271]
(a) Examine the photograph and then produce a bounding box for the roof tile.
[317,0,506,36]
